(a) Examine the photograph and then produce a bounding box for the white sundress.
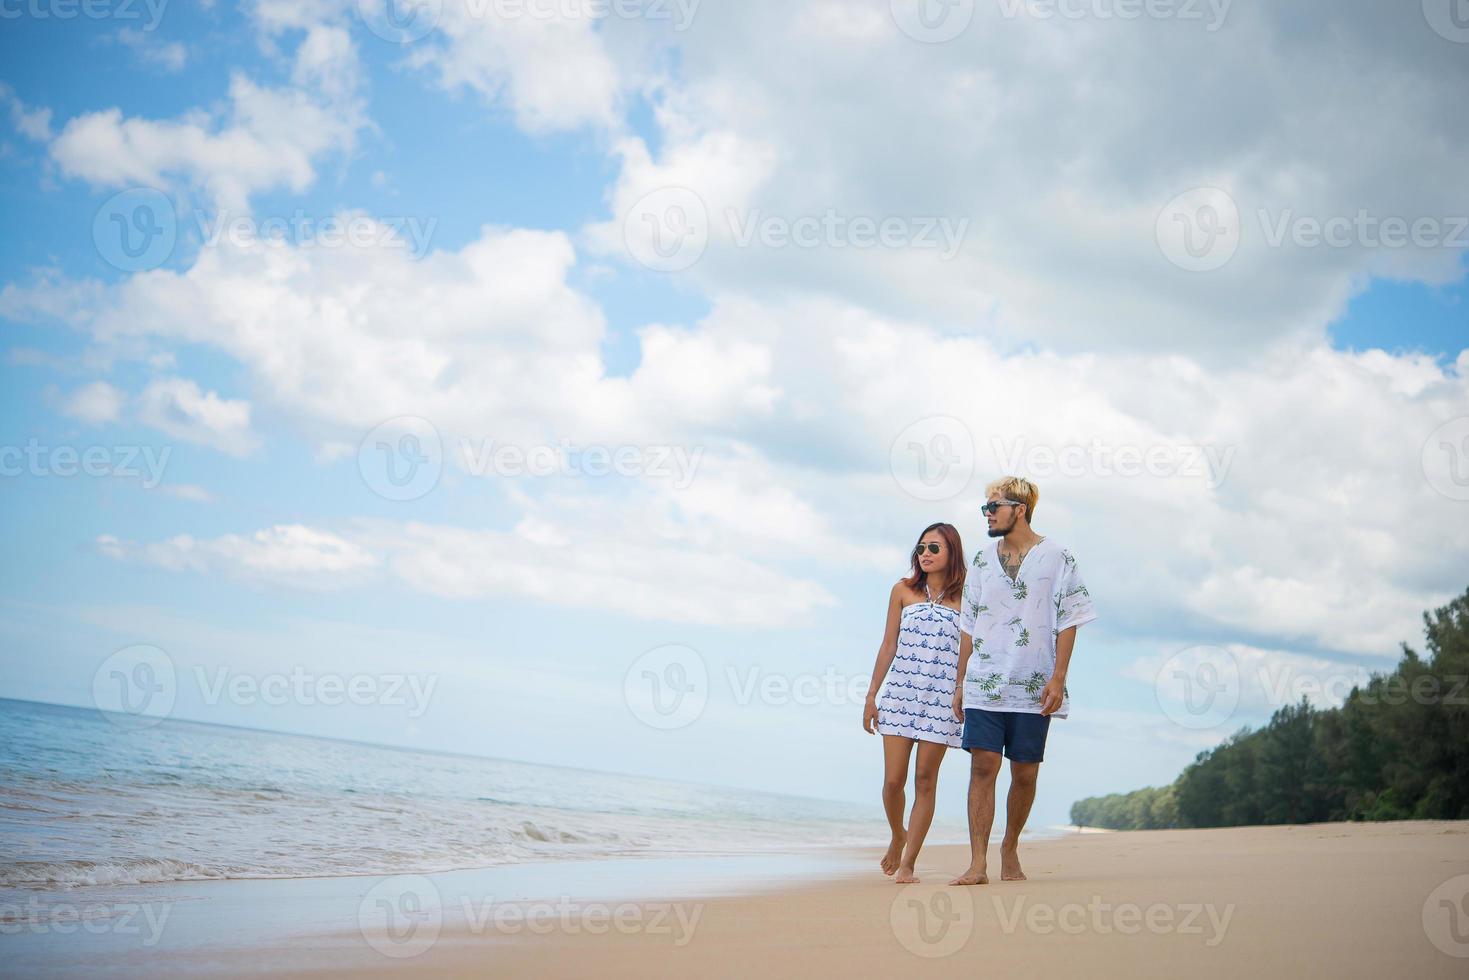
[875,586,964,747]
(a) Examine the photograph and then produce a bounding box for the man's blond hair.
[985,475,1039,524]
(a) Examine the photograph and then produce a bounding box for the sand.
[332,820,1469,978]
[12,821,1468,978]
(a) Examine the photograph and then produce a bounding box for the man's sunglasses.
[980,499,1023,516]
[915,542,942,555]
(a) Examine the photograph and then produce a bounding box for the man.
[948,476,1096,885]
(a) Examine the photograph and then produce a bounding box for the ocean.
[0,697,908,892]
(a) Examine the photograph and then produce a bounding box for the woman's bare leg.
[880,735,913,875]
[895,740,947,883]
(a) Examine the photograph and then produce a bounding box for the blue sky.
[1,1,1467,832]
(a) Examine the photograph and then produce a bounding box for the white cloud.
[587,0,1469,354]
[48,25,362,209]
[97,506,842,627]
[60,381,125,424]
[0,82,53,142]
[154,483,216,502]
[7,223,1467,654]
[406,0,625,134]
[136,377,260,457]
[97,524,379,586]
[117,28,189,72]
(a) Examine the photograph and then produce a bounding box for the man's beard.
[986,520,1013,538]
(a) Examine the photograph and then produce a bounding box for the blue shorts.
[961,708,1051,763]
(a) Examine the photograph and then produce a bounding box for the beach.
[10,820,1466,977]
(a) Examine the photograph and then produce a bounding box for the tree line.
[1071,587,1469,829]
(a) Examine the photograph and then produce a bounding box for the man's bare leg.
[949,749,1001,885]
[895,741,947,883]
[1001,760,1039,881]
[879,736,912,875]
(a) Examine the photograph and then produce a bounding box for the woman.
[862,522,966,883]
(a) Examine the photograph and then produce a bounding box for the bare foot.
[880,834,906,875]
[1000,843,1026,881]
[895,865,919,883]
[948,865,989,886]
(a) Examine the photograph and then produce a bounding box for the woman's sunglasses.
[980,499,1023,516]
[915,542,942,555]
